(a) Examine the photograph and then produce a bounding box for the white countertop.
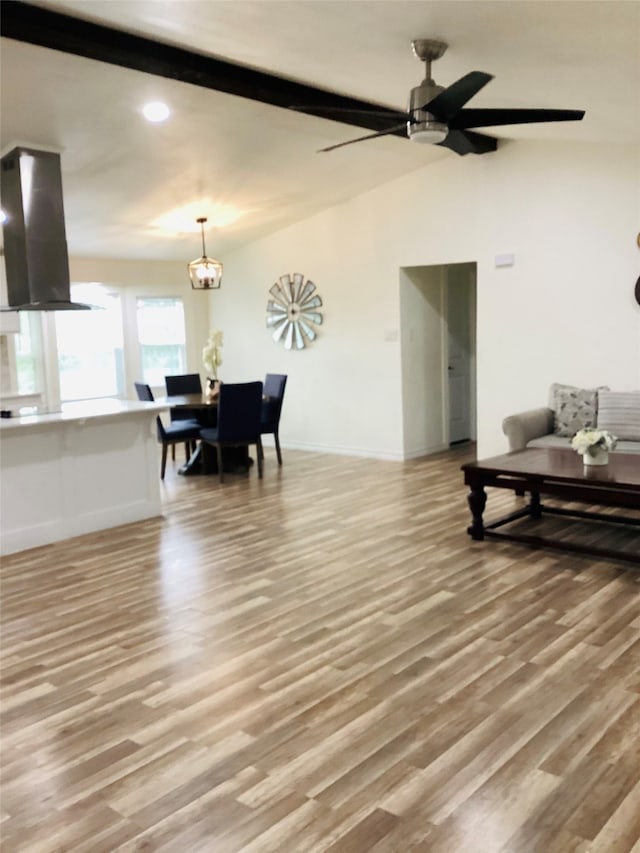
[0,397,168,432]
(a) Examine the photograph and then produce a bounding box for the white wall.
[211,139,639,458]
[206,208,407,457]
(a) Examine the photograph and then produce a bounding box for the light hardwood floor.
[1,444,639,852]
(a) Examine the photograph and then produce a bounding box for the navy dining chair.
[165,373,202,395]
[199,382,264,483]
[134,382,201,479]
[165,373,203,423]
[261,373,287,465]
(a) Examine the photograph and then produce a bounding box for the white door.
[447,280,472,444]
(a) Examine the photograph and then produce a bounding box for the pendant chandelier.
[188,217,223,290]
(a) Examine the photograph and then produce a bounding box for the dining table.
[156,391,252,476]
[158,392,218,419]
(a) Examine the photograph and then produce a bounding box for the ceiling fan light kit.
[407,40,448,144]
[188,217,223,290]
[408,122,448,144]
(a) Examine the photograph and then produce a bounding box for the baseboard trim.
[274,440,451,462]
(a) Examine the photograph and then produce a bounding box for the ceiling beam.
[1,1,407,139]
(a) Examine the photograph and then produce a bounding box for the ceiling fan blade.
[318,123,408,152]
[438,129,498,156]
[451,108,586,129]
[424,72,494,121]
[290,105,410,121]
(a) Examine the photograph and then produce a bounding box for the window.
[136,297,187,387]
[55,284,124,402]
[15,313,40,394]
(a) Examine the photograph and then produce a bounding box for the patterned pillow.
[553,387,599,436]
[548,382,609,411]
[597,391,640,440]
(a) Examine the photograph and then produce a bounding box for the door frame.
[444,264,477,445]
[399,262,476,458]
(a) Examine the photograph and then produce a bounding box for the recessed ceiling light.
[142,101,170,123]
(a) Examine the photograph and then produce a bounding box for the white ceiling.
[1,1,639,262]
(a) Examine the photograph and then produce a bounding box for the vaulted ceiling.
[1,0,638,261]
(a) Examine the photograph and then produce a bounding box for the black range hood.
[1,146,91,311]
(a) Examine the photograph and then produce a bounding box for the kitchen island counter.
[0,397,167,430]
[1,398,169,555]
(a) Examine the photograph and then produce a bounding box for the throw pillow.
[548,382,609,411]
[553,387,599,436]
[597,390,640,440]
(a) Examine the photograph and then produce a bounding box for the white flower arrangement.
[202,329,223,380]
[570,427,618,457]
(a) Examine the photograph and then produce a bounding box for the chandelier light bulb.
[188,217,223,290]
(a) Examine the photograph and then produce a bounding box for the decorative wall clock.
[266,273,323,349]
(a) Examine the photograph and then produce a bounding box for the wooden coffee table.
[461,448,640,565]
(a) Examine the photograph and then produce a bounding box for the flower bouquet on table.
[570,428,617,466]
[202,329,223,398]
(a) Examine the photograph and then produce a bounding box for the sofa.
[502,383,640,454]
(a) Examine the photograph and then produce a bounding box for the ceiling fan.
[295,39,585,156]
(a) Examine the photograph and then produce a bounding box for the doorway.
[400,262,477,458]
